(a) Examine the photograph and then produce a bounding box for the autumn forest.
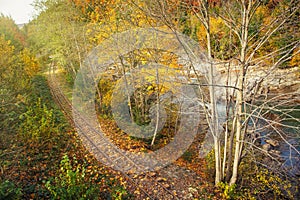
[0,0,300,199]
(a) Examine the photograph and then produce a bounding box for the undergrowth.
[0,74,127,199]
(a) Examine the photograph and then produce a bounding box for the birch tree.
[188,0,222,185]
[215,0,299,185]
[142,0,300,188]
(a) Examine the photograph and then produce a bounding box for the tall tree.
[0,15,26,50]
[143,0,300,188]
[27,0,86,78]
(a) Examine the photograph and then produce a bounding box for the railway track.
[47,69,179,200]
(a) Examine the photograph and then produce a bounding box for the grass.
[0,74,127,199]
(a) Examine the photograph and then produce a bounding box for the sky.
[0,0,36,24]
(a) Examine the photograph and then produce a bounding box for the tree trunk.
[119,56,135,122]
[229,0,249,185]
[205,3,222,185]
[229,75,243,185]
[151,63,160,146]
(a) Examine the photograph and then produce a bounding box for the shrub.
[248,169,293,199]
[45,155,100,200]
[182,150,194,162]
[0,180,22,200]
[111,185,132,200]
[19,98,57,139]
[218,182,238,200]
[204,150,215,182]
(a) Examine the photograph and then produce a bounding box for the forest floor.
[0,74,131,199]
[50,69,221,199]
[0,69,222,199]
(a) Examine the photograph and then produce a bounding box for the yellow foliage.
[85,0,156,45]
[255,5,270,18]
[250,169,293,199]
[218,182,237,200]
[19,48,40,77]
[196,23,207,47]
[210,17,225,35]
[0,35,14,59]
[0,35,16,81]
[290,47,300,67]
[98,77,114,108]
[196,16,226,49]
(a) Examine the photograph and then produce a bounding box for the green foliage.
[65,72,75,86]
[45,155,100,200]
[182,150,193,162]
[18,76,68,139]
[15,74,68,141]
[0,14,26,50]
[0,34,30,133]
[111,185,132,200]
[19,98,57,139]
[30,75,56,106]
[204,150,216,182]
[0,180,23,200]
[218,182,238,200]
[27,0,85,74]
[0,22,39,134]
[130,83,155,126]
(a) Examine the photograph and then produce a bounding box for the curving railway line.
[47,69,180,200]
